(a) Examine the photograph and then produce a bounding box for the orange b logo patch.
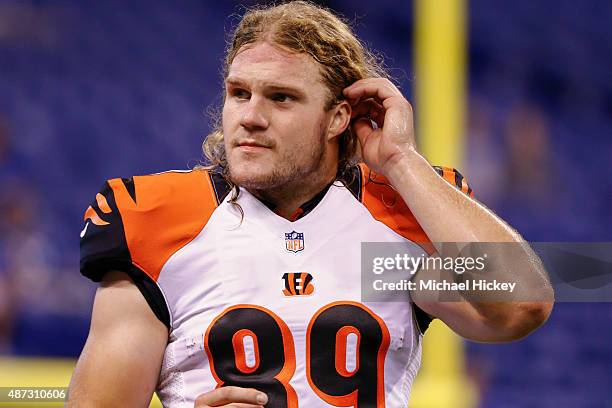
[282,272,314,296]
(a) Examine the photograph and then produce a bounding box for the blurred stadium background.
[0,0,610,407]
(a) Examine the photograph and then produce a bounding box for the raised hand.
[343,78,417,176]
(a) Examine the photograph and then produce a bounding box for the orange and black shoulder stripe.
[341,163,434,254]
[433,166,474,198]
[80,169,231,327]
[80,169,230,284]
[340,163,475,254]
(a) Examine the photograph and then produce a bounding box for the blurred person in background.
[503,103,555,208]
[0,115,27,355]
[499,102,565,238]
[0,116,16,353]
[466,98,567,239]
[464,96,505,208]
[0,111,73,355]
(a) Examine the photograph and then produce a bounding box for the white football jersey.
[80,164,472,407]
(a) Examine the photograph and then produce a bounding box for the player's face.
[222,42,337,191]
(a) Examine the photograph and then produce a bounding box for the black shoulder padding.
[208,172,232,204]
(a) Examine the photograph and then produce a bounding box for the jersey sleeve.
[80,178,135,281]
[79,170,222,328]
[353,163,475,250]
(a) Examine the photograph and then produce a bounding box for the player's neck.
[248,172,335,220]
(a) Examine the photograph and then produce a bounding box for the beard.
[227,131,327,191]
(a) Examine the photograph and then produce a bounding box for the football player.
[68,2,553,407]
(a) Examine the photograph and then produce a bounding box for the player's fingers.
[345,77,401,95]
[344,84,395,104]
[345,82,413,121]
[343,78,401,104]
[194,386,268,407]
[350,98,384,118]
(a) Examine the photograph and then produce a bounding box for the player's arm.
[344,78,554,342]
[66,271,168,407]
[387,154,553,342]
[410,252,552,342]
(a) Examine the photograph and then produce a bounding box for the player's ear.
[327,101,351,141]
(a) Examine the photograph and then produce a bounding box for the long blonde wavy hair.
[202,1,389,185]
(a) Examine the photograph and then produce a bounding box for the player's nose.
[240,96,269,130]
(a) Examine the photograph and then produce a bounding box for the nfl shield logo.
[285,231,305,253]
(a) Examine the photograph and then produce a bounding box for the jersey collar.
[254,182,333,222]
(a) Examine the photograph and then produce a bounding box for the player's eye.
[230,88,250,100]
[271,93,292,103]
